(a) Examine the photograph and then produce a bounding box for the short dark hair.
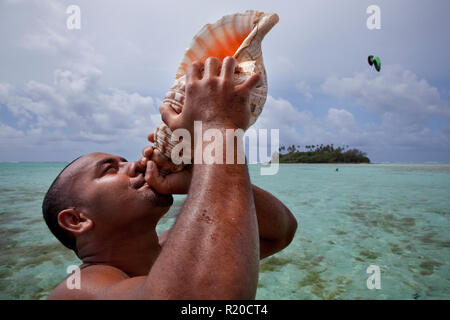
[42,157,83,253]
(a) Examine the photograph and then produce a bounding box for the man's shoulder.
[47,264,132,300]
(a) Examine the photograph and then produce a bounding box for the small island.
[276,144,370,163]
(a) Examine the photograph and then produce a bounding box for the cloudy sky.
[0,0,449,162]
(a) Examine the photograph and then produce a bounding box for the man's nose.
[123,161,145,177]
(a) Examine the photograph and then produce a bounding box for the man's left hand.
[140,132,192,195]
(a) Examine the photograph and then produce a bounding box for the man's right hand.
[159,56,261,134]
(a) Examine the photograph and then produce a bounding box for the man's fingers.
[186,61,203,82]
[147,132,155,143]
[151,149,181,173]
[159,103,180,130]
[145,161,171,195]
[138,156,148,171]
[142,145,153,159]
[151,149,169,166]
[220,56,237,80]
[236,73,261,92]
[204,57,221,78]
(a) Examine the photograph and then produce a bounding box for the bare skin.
[142,139,297,259]
[48,57,297,300]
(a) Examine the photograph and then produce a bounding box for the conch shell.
[154,10,279,172]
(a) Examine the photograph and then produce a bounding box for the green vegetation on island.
[276,144,370,163]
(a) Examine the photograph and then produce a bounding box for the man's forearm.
[144,135,259,299]
[252,185,297,259]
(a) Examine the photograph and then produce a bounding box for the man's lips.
[131,174,146,189]
[130,160,159,191]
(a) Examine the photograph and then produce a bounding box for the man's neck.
[77,222,161,277]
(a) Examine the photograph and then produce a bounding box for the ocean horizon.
[1,162,449,299]
[2,161,450,166]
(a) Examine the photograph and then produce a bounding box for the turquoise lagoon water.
[0,162,449,299]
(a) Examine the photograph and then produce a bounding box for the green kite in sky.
[368,55,381,72]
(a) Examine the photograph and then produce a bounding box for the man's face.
[63,152,173,229]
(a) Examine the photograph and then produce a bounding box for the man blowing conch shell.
[43,56,297,299]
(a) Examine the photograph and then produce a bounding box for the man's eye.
[104,166,117,174]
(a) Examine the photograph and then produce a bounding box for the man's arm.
[147,155,258,299]
[252,185,297,259]
[157,184,297,259]
[142,57,262,299]
[144,148,298,259]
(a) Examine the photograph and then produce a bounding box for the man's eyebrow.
[94,157,128,170]
[94,158,118,170]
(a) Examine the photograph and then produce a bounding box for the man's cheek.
[88,185,124,212]
[115,189,142,211]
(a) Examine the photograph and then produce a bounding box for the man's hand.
[145,57,260,193]
[159,56,261,135]
[141,133,192,194]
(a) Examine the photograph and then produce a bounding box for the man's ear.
[57,209,93,235]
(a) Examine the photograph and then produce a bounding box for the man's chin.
[140,183,174,207]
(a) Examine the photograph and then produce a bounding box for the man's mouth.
[131,174,147,189]
[130,163,160,193]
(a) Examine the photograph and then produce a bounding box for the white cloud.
[295,81,313,101]
[21,26,70,55]
[256,95,311,128]
[1,68,160,140]
[0,82,12,99]
[252,95,311,144]
[326,108,355,130]
[319,67,450,156]
[321,66,450,123]
[0,0,162,161]
[0,122,25,139]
